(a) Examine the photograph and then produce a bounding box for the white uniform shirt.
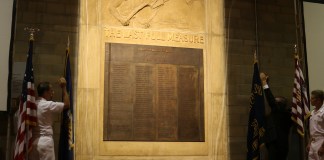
[310,103,324,138]
[33,97,64,135]
[309,104,324,160]
[29,98,64,160]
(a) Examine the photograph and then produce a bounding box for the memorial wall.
[76,0,227,159]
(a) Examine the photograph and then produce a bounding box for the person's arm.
[260,72,276,110]
[263,86,277,110]
[59,77,70,110]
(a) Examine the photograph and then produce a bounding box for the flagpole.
[254,0,260,67]
[65,36,70,76]
[294,0,303,60]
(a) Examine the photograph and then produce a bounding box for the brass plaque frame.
[104,43,204,142]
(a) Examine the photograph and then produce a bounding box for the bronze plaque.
[104,43,204,141]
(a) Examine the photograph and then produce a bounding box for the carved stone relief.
[103,0,204,31]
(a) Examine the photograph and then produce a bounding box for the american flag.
[291,55,310,137]
[13,38,37,160]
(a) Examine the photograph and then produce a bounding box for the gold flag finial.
[24,27,40,41]
[294,44,299,59]
[67,35,70,49]
[294,44,297,54]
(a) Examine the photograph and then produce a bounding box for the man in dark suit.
[260,72,292,160]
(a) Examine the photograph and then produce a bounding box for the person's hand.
[259,72,268,86]
[59,77,67,88]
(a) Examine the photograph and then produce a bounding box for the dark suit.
[264,87,292,160]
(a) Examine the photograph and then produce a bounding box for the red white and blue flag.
[13,38,37,160]
[291,55,310,137]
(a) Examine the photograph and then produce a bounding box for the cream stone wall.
[76,0,227,159]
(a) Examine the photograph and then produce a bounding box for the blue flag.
[247,61,265,160]
[58,47,74,160]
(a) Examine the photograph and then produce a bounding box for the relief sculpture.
[109,0,168,28]
[105,0,204,31]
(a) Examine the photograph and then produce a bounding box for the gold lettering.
[167,33,174,41]
[116,30,122,38]
[109,29,115,38]
[133,30,139,39]
[160,32,165,41]
[194,35,199,43]
[104,28,110,38]
[200,36,204,44]
[123,30,131,38]
[183,34,188,42]
[104,28,204,45]
[145,32,151,40]
[188,35,193,43]
[174,33,180,42]
[178,34,183,42]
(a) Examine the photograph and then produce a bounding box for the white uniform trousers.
[29,135,55,160]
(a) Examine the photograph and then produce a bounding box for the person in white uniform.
[307,90,324,160]
[29,77,70,160]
